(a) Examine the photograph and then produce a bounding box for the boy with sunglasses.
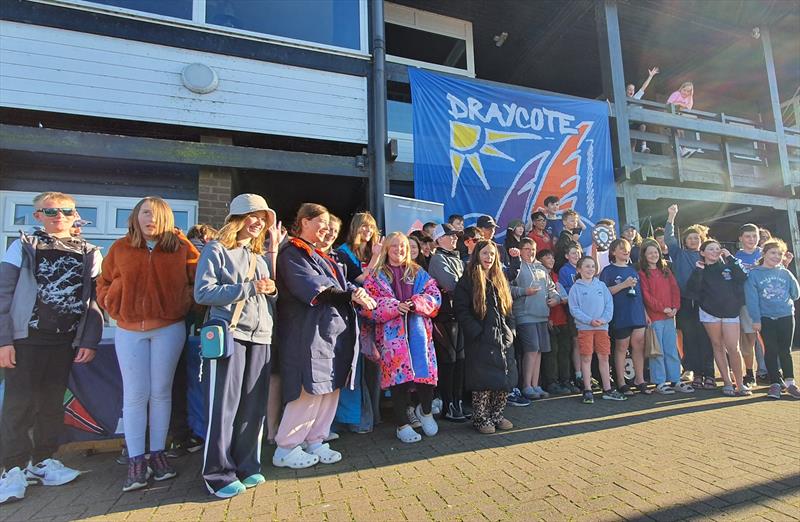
[0,192,103,504]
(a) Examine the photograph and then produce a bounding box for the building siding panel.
[0,21,368,143]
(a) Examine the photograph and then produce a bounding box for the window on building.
[59,0,366,53]
[1,192,197,256]
[81,0,192,19]
[384,2,474,76]
[1,192,198,338]
[206,0,362,50]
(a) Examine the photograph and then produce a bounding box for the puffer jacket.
[454,273,518,391]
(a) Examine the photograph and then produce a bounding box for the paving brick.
[5,353,800,522]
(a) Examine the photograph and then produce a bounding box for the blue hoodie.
[568,278,614,331]
[664,222,700,293]
[745,265,800,321]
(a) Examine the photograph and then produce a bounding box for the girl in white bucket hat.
[194,193,281,498]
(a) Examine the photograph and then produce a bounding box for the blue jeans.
[649,319,681,385]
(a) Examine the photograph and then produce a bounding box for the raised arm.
[638,66,659,94]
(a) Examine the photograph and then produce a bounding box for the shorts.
[612,325,646,340]
[739,306,755,334]
[577,330,611,356]
[698,308,739,324]
[516,322,551,353]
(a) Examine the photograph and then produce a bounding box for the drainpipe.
[369,0,388,228]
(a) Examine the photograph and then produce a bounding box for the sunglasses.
[36,207,76,217]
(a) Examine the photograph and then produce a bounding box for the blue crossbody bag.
[200,253,257,359]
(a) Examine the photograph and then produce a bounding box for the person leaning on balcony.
[627,66,659,153]
[667,81,698,157]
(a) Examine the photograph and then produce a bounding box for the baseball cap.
[476,215,497,229]
[623,223,637,231]
[432,223,458,241]
[227,193,276,229]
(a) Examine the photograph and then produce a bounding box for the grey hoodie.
[194,240,276,344]
[510,260,557,324]
[568,277,614,331]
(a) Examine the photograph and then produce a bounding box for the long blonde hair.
[346,212,379,263]
[217,213,268,255]
[466,240,512,319]
[127,196,180,253]
[373,232,420,284]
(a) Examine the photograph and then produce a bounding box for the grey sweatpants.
[115,322,186,457]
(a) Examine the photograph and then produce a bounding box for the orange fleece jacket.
[97,231,200,331]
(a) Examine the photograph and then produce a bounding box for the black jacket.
[685,259,746,318]
[454,273,518,391]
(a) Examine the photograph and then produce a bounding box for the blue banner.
[410,68,617,244]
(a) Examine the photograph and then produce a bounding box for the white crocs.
[396,424,421,443]
[308,443,342,464]
[415,404,438,437]
[272,446,319,469]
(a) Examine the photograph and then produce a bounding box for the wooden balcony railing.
[625,97,799,189]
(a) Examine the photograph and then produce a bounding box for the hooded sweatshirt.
[194,240,276,344]
[510,259,556,324]
[745,265,800,321]
[568,278,614,331]
[685,258,746,318]
[664,222,701,293]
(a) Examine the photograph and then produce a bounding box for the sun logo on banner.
[449,121,541,197]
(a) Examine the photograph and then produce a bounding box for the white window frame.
[0,191,198,255]
[384,2,475,77]
[1,191,198,339]
[34,0,370,58]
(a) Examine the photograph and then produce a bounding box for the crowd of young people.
[1,191,797,504]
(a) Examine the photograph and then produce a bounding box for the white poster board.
[383,194,444,235]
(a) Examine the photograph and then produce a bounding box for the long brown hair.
[346,212,379,263]
[466,240,512,318]
[217,213,268,255]
[291,203,329,237]
[373,232,420,284]
[638,239,671,277]
[127,196,180,253]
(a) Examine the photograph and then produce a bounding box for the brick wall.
[197,168,233,228]
[197,136,233,228]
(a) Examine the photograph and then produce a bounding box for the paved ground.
[3,360,800,522]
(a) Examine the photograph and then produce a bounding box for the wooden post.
[621,181,639,228]
[595,0,633,179]
[761,28,793,187]
[787,198,800,279]
[720,113,735,188]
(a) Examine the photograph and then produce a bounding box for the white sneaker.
[405,406,422,428]
[415,404,438,437]
[680,370,694,382]
[24,459,80,486]
[431,398,443,415]
[0,467,27,504]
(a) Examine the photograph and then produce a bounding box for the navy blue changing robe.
[277,238,357,403]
